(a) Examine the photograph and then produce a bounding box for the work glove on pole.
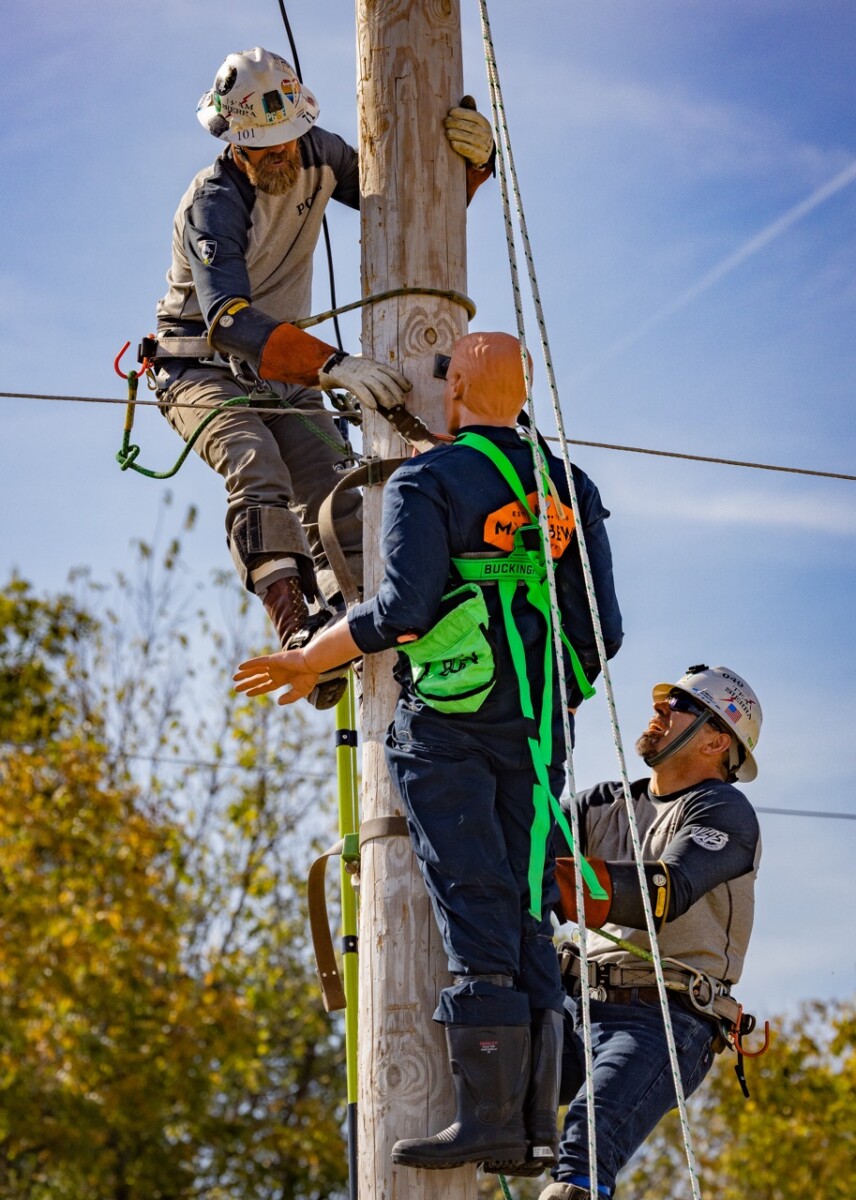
[256,321,412,409]
[319,352,412,411]
[444,105,495,169]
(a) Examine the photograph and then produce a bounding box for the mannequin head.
[444,332,531,433]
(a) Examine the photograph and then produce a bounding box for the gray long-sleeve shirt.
[560,777,761,984]
[156,128,359,358]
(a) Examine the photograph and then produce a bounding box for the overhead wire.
[276,0,344,353]
[2,390,853,482]
[2,741,851,819]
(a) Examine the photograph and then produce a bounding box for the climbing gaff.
[335,674,360,1200]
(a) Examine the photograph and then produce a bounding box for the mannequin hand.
[234,650,318,705]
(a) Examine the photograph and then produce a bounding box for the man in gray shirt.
[154,48,494,705]
[539,664,762,1200]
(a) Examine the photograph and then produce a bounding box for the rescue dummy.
[234,331,623,1173]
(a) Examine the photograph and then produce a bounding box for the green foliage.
[0,576,96,741]
[627,1000,856,1200]
[0,520,348,1199]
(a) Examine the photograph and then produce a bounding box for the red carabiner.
[114,341,134,379]
[114,340,153,381]
[733,1005,771,1057]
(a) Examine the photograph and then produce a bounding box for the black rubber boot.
[391,1024,530,1170]
[483,1008,564,1176]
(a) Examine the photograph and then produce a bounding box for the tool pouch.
[400,584,496,714]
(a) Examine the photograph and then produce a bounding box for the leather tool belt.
[558,941,745,1030]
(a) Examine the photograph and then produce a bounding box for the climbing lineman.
[149,46,495,707]
[541,665,764,1200]
[234,331,623,1174]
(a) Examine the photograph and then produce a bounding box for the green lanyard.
[453,432,606,918]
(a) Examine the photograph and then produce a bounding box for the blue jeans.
[385,702,568,1028]
[556,994,716,1194]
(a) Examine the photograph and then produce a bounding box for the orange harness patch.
[484,492,576,559]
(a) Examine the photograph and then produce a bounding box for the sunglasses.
[668,690,708,718]
[668,690,732,739]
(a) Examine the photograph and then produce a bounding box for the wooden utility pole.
[355,1,473,1197]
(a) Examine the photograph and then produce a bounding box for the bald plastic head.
[445,332,530,430]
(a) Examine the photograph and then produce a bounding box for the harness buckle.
[138,335,159,363]
[228,356,277,400]
[684,969,719,1016]
[589,960,611,1002]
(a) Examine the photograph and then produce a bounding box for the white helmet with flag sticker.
[197,47,320,148]
[652,665,761,783]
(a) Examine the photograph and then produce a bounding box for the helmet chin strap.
[644,712,712,768]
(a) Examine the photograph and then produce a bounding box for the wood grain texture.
[356,0,475,1195]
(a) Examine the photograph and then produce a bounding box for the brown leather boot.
[261,579,350,710]
[260,576,310,648]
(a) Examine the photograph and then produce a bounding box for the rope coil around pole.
[108,282,471,479]
[294,284,477,330]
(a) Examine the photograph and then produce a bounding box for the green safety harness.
[400,431,608,919]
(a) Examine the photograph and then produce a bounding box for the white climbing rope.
[476,4,705,1198]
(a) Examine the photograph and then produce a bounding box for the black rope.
[276,0,344,351]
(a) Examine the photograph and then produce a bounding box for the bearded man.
[152,47,495,706]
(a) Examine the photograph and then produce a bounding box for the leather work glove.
[318,352,412,411]
[555,857,614,928]
[444,104,494,169]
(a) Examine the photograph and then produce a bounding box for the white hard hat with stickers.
[197,47,320,148]
[652,665,762,783]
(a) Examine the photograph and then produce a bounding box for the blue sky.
[3,0,855,1020]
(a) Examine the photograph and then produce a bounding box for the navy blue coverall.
[347,426,623,1028]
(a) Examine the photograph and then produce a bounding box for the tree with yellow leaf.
[625,1000,856,1199]
[0,551,350,1199]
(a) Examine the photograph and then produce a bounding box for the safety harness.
[558,940,770,1097]
[397,431,606,920]
[113,333,441,479]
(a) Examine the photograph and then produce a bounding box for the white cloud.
[534,63,849,184]
[569,159,856,383]
[613,484,856,535]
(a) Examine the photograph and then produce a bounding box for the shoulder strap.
[454,431,537,520]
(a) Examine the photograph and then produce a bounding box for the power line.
[2,390,853,483]
[0,390,336,416]
[543,434,856,483]
[755,805,856,822]
[1,742,335,782]
[119,750,333,780]
[5,741,854,820]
